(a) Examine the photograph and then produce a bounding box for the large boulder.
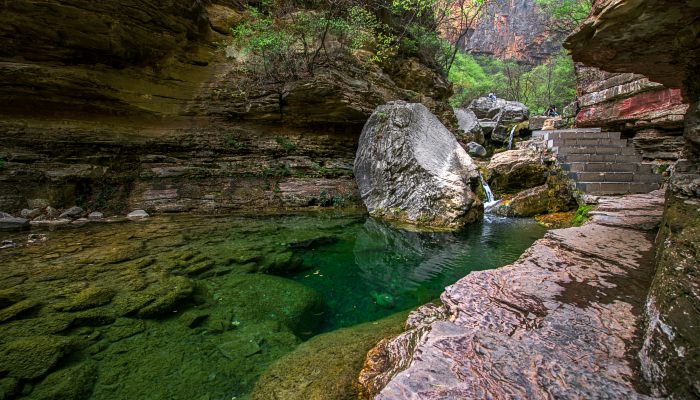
[454,108,484,144]
[485,148,547,194]
[354,102,482,230]
[468,97,529,143]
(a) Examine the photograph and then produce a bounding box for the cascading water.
[507,125,517,150]
[479,172,500,211]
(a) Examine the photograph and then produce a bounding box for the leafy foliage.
[536,0,593,34]
[449,51,577,115]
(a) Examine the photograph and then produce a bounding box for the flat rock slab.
[359,191,665,399]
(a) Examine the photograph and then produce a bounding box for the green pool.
[0,212,545,399]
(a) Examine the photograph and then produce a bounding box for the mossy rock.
[251,311,408,400]
[0,335,73,379]
[0,316,74,339]
[137,276,194,318]
[210,274,324,336]
[55,287,115,312]
[0,298,41,322]
[257,250,305,275]
[0,377,19,400]
[27,361,96,400]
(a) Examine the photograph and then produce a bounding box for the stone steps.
[535,128,662,195]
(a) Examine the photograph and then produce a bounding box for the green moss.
[251,311,409,400]
[572,204,593,227]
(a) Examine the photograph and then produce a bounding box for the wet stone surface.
[0,211,544,400]
[359,191,666,399]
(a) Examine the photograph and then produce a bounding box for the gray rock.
[45,206,59,218]
[354,101,482,230]
[468,97,529,143]
[59,206,84,219]
[127,210,149,220]
[29,219,71,228]
[20,208,41,219]
[466,142,487,157]
[0,212,29,231]
[454,108,484,144]
[88,212,104,220]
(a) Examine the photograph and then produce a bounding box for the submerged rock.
[354,102,482,230]
[252,311,407,400]
[213,274,324,336]
[28,361,97,400]
[0,335,73,379]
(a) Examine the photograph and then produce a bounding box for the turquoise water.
[291,216,547,331]
[0,212,545,399]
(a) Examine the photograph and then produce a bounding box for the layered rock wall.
[0,1,453,215]
[575,65,688,160]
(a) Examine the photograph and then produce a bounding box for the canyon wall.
[0,1,453,215]
[575,65,689,160]
[566,0,700,397]
[462,0,562,63]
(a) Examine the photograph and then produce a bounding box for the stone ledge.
[358,191,665,399]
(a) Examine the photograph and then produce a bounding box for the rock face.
[484,148,547,194]
[461,0,563,63]
[354,102,482,230]
[575,65,688,160]
[358,191,665,399]
[0,1,454,215]
[566,1,700,397]
[454,108,485,144]
[468,97,529,143]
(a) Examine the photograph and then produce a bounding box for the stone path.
[536,128,661,195]
[358,191,665,399]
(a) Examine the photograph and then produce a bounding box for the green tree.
[536,0,593,34]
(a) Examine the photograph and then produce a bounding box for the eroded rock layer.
[358,191,664,399]
[575,65,688,160]
[0,1,453,215]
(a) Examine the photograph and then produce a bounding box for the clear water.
[0,212,545,399]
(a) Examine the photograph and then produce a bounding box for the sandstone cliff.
[462,0,563,63]
[0,1,453,215]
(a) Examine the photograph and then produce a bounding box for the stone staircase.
[534,128,661,195]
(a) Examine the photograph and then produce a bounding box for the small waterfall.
[507,125,517,150]
[479,173,500,211]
